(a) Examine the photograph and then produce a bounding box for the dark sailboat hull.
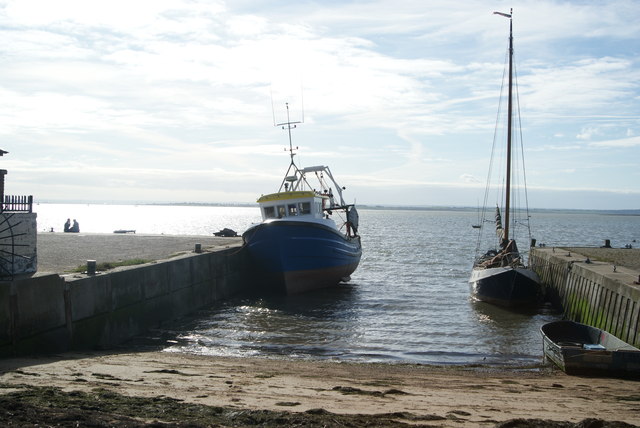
[469,265,540,307]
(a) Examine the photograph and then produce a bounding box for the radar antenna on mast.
[276,102,301,163]
[275,102,308,192]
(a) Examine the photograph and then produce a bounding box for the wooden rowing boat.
[541,320,640,377]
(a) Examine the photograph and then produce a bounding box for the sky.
[0,0,638,210]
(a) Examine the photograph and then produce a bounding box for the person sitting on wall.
[63,218,71,232]
[69,219,80,233]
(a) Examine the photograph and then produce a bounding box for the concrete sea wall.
[0,212,37,276]
[0,246,252,357]
[530,247,640,348]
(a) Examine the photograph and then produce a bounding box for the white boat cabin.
[257,190,333,221]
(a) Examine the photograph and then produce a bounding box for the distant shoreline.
[32,200,640,215]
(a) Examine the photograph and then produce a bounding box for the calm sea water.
[36,203,640,366]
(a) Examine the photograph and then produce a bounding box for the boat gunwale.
[243,218,362,245]
[257,190,326,203]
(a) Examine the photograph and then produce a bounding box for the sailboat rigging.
[468,10,541,307]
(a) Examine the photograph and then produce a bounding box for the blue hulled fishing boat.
[242,104,361,294]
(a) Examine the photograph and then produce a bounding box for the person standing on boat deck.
[70,219,80,233]
[63,218,71,233]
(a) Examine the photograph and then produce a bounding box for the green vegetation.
[69,258,153,273]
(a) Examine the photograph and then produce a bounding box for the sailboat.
[469,10,541,307]
[472,200,481,228]
[242,103,362,294]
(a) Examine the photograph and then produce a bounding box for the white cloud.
[522,58,638,117]
[588,136,640,148]
[4,0,211,29]
[460,174,480,184]
[577,127,599,140]
[0,0,638,209]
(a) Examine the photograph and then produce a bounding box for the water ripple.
[45,205,632,366]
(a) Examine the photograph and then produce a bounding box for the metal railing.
[2,195,33,213]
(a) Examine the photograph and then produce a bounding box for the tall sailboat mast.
[495,9,513,243]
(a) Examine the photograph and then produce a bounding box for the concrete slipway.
[1,233,249,357]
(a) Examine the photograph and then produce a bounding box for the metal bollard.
[87,260,97,275]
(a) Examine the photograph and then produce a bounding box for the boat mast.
[276,102,302,192]
[495,9,513,244]
[278,102,300,165]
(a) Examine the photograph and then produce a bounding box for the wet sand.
[1,351,638,427]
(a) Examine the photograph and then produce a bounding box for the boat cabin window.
[299,202,311,215]
[263,201,314,219]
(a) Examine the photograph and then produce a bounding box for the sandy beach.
[1,350,638,427]
[8,236,636,425]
